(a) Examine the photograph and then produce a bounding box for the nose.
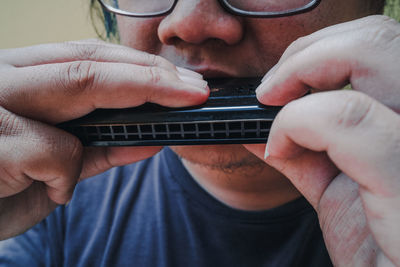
[158,0,244,45]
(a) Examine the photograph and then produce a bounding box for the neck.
[181,158,301,211]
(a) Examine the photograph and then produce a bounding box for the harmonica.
[58,77,281,146]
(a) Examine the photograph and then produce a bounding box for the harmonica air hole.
[64,119,272,146]
[58,77,281,146]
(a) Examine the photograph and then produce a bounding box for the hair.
[90,0,399,41]
[90,0,119,41]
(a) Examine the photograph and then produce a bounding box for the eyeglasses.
[97,0,321,18]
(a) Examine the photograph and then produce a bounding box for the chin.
[169,144,265,170]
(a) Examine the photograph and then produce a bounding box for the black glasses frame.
[97,0,322,18]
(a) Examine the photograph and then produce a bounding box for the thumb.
[244,144,338,209]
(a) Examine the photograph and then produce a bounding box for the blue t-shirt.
[0,148,332,266]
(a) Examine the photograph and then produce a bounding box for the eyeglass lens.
[115,0,174,13]
[226,0,313,12]
[101,0,315,14]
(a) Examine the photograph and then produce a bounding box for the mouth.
[187,64,264,79]
[195,68,235,79]
[182,64,238,79]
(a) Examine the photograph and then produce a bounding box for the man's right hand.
[0,39,208,240]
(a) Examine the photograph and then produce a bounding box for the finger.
[315,173,375,267]
[256,34,354,106]
[243,144,338,208]
[0,40,178,71]
[266,90,400,198]
[79,146,162,179]
[0,61,209,124]
[265,90,400,264]
[0,108,83,204]
[0,181,58,240]
[274,16,388,69]
[256,16,400,107]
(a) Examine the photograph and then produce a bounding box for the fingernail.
[261,73,271,83]
[261,65,277,82]
[264,142,270,159]
[178,73,208,91]
[257,66,277,94]
[256,79,272,99]
[177,67,203,79]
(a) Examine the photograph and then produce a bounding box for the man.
[0,0,399,266]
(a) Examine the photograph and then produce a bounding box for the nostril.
[164,36,181,46]
[157,1,244,46]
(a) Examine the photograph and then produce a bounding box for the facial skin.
[115,0,382,210]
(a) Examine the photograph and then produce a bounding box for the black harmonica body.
[58,77,281,146]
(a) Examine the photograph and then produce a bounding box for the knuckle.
[365,16,400,45]
[35,133,83,177]
[0,108,23,136]
[335,91,374,129]
[62,61,96,96]
[367,15,395,25]
[57,134,83,163]
[148,54,159,66]
[67,42,100,60]
[146,66,163,85]
[66,135,84,164]
[149,54,173,69]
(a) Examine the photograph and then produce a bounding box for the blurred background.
[0,0,97,49]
